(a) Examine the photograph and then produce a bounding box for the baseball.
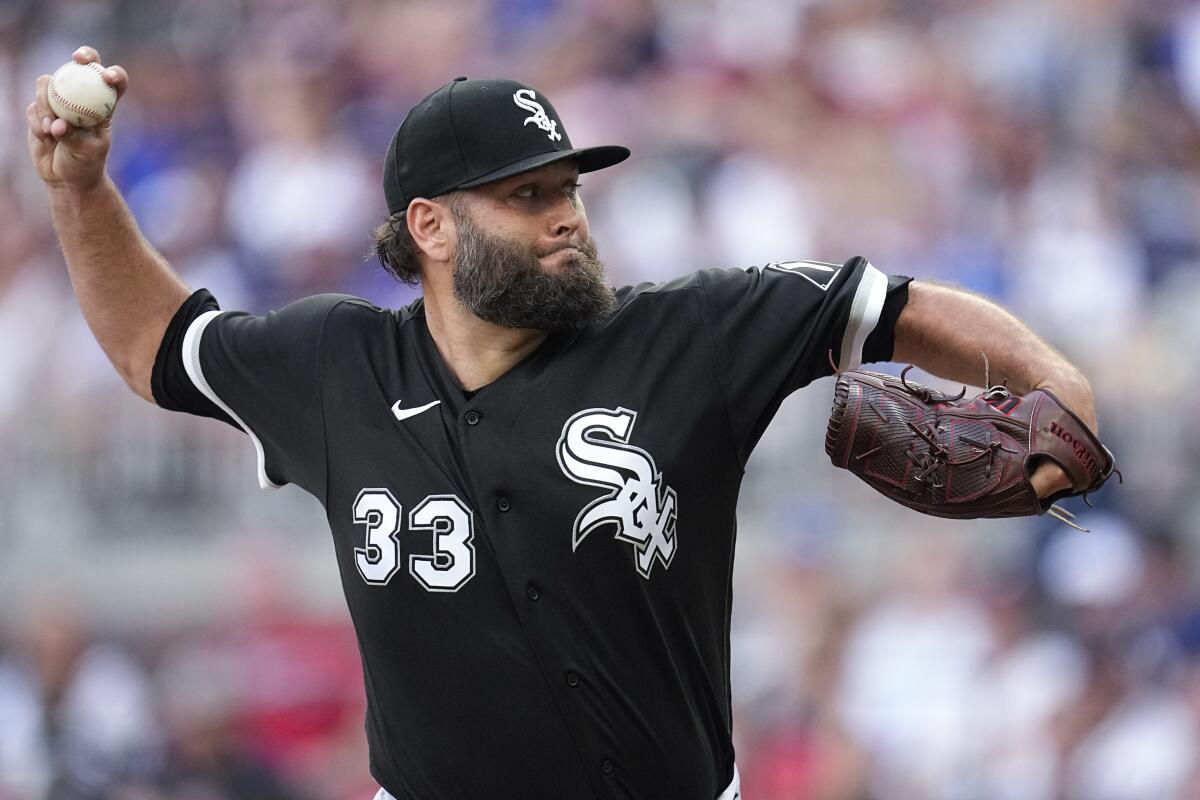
[48,61,117,128]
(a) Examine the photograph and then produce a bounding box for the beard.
[451,211,617,331]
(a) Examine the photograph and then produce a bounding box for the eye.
[513,185,537,199]
[565,182,582,198]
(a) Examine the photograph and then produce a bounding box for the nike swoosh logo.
[391,399,441,422]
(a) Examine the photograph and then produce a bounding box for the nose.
[550,192,583,240]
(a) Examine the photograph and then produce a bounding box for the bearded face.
[450,206,617,331]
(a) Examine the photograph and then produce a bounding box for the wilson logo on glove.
[1046,420,1103,481]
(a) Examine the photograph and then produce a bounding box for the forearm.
[48,175,190,401]
[892,280,1096,431]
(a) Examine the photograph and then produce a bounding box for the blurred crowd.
[2,0,1200,798]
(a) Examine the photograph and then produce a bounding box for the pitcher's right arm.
[27,46,190,403]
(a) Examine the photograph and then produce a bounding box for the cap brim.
[456,145,630,190]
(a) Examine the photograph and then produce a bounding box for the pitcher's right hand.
[27,46,128,192]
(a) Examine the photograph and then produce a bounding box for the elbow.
[114,352,157,405]
[117,323,175,405]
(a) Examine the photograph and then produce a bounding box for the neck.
[421,276,548,392]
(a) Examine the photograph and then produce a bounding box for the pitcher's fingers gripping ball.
[48,61,117,128]
[825,367,1119,529]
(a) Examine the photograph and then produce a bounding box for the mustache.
[535,239,596,259]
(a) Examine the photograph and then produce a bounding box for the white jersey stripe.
[837,261,888,371]
[181,310,281,490]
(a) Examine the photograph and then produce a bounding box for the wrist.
[1033,368,1090,397]
[1034,370,1098,433]
[47,172,111,208]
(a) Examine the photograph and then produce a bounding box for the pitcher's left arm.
[891,280,1096,497]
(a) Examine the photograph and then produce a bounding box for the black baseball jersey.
[152,256,910,800]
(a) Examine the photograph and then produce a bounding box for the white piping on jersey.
[372,765,740,800]
[837,261,888,372]
[182,309,281,490]
[719,765,741,800]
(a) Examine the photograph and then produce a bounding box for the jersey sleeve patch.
[181,309,282,490]
[764,260,842,291]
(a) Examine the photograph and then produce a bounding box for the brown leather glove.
[825,368,1118,528]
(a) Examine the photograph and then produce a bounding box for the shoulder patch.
[764,260,841,291]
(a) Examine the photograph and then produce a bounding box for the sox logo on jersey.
[512,89,562,142]
[556,407,678,578]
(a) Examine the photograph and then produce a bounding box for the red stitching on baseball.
[49,63,115,123]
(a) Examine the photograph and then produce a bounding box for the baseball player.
[28,47,1096,800]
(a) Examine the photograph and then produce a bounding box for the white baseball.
[48,61,117,128]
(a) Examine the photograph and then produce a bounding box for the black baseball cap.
[383,77,631,215]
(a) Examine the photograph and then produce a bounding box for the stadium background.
[2,0,1200,797]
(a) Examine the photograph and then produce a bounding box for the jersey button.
[497,497,511,512]
[465,410,481,426]
[526,584,540,601]
[601,759,614,775]
[566,671,580,688]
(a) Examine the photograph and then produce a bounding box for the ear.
[407,197,456,263]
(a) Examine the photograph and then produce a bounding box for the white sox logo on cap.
[512,89,562,142]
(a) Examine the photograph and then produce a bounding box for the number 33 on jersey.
[353,490,476,590]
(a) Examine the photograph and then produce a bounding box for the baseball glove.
[825,367,1118,529]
